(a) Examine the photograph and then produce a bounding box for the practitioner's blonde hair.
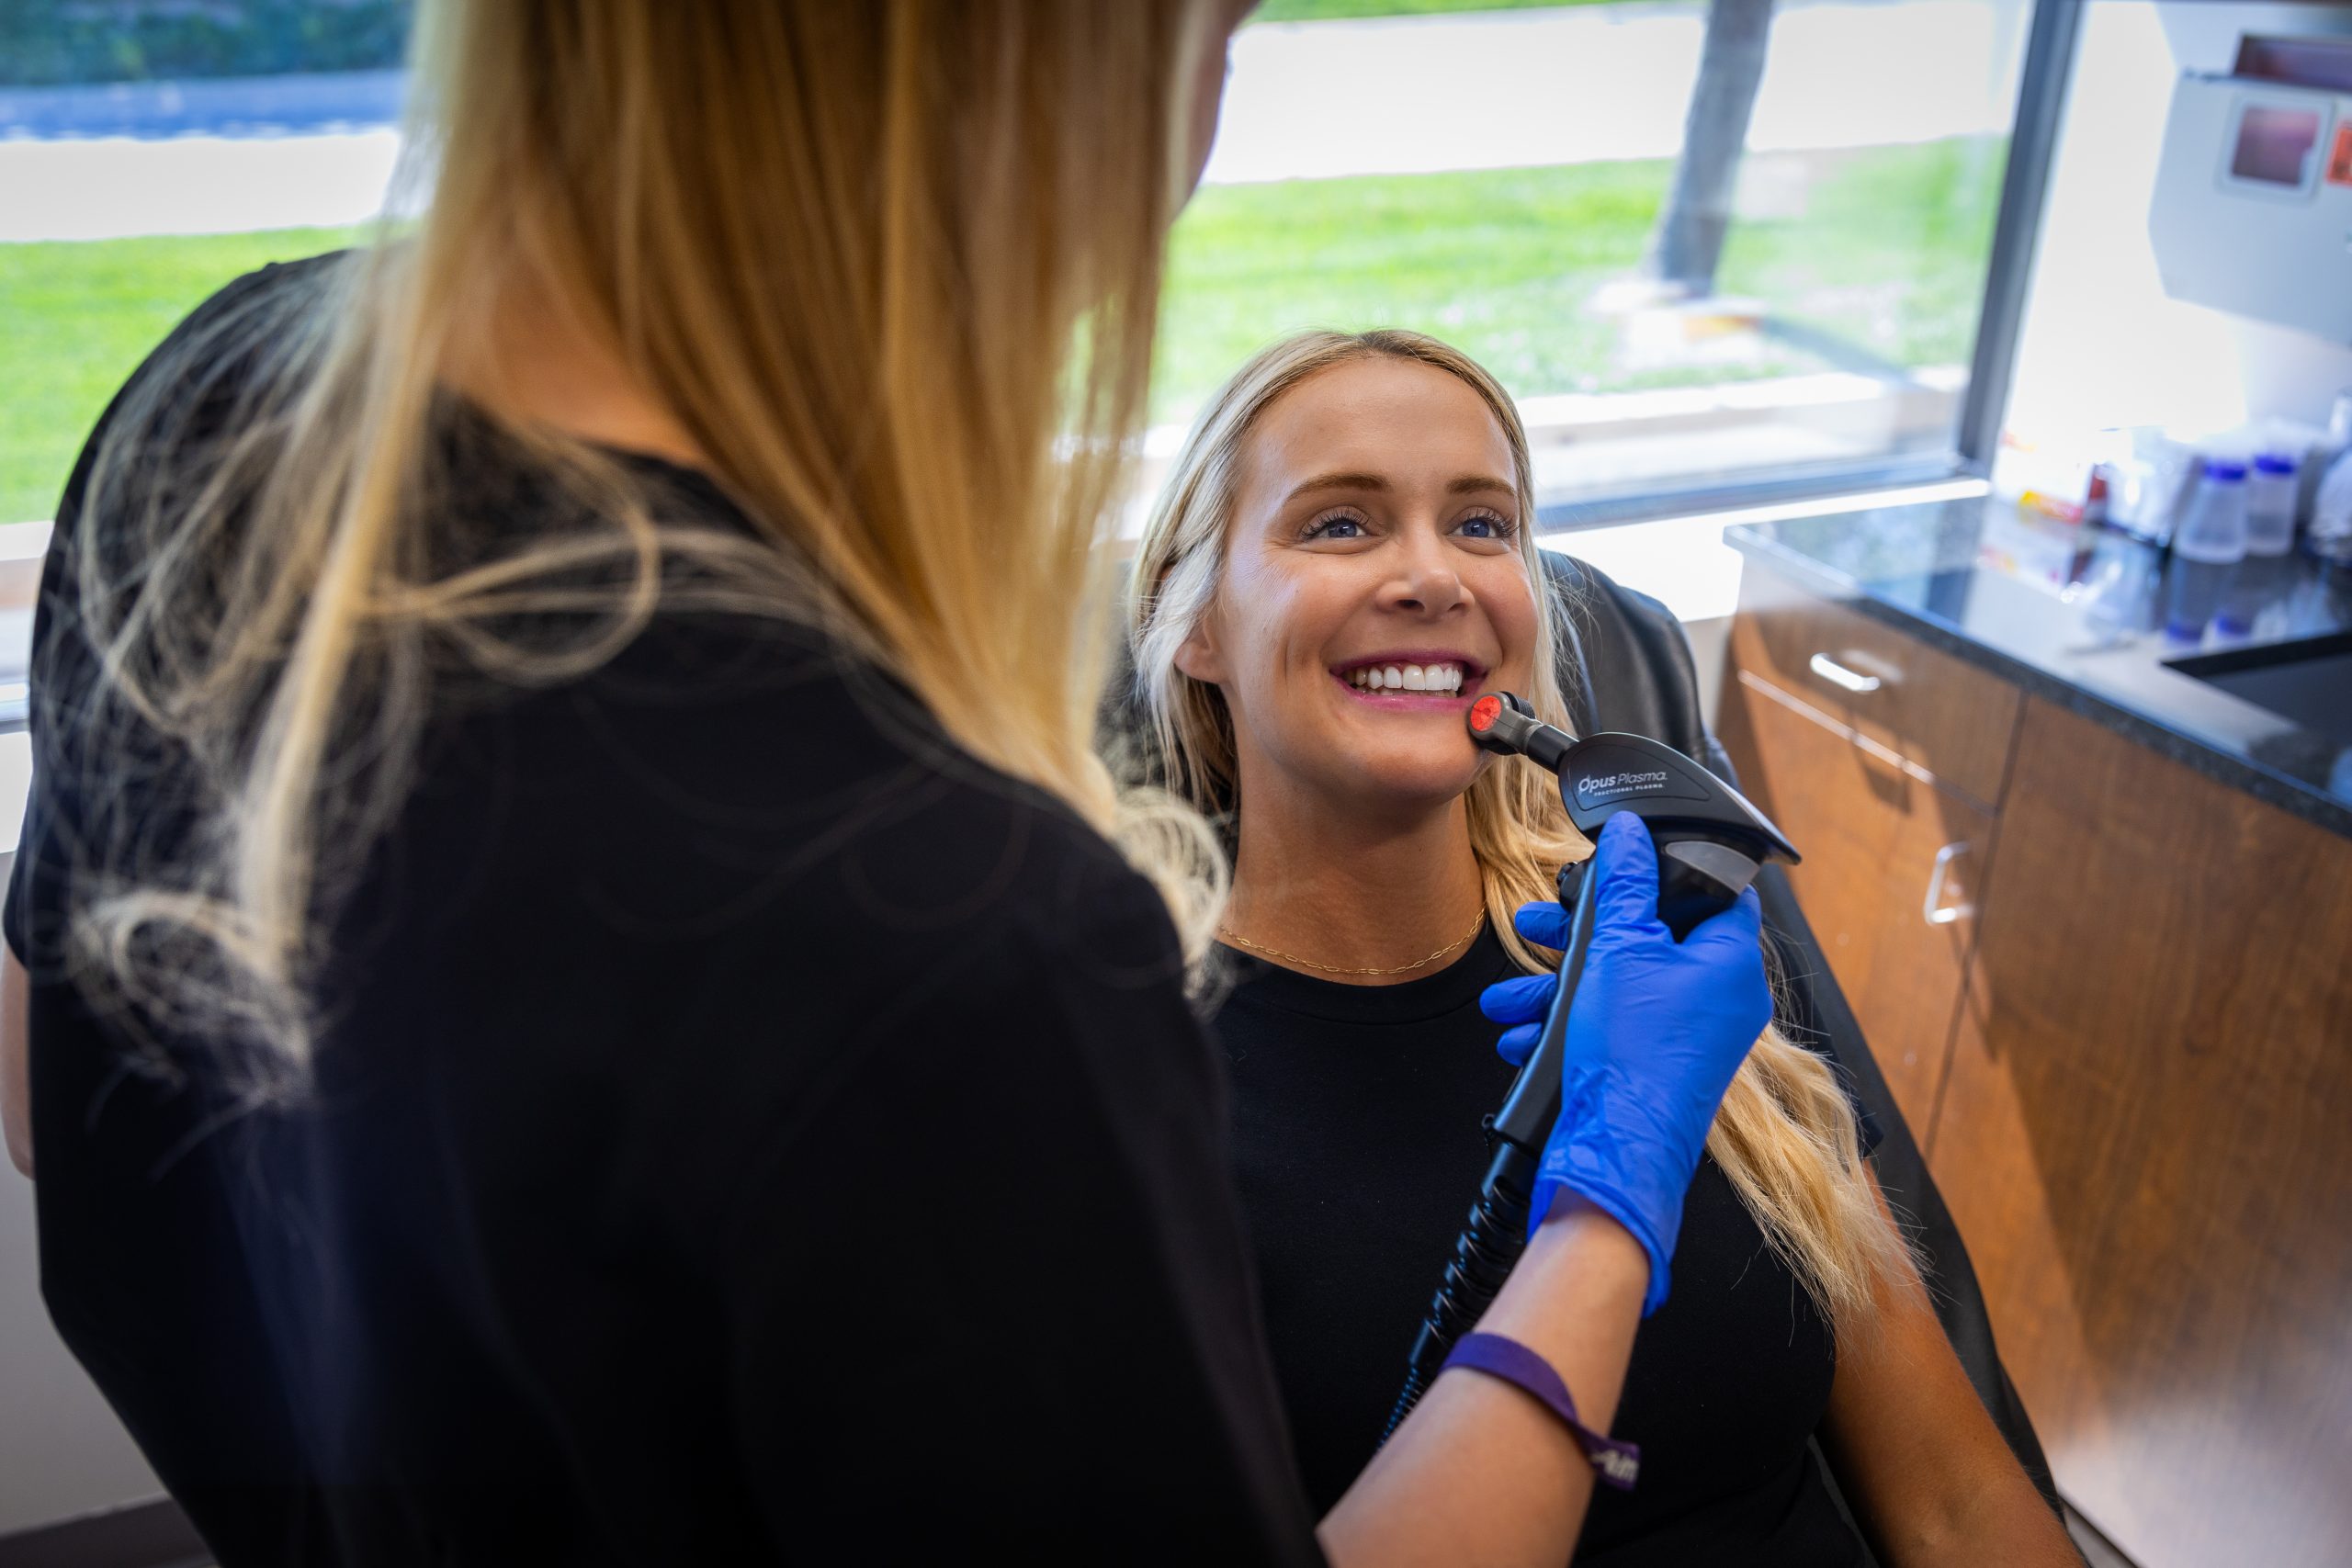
[1128,330,1914,1337]
[61,1,1227,1081]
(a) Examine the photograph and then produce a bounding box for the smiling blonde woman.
[1129,329,2085,1566]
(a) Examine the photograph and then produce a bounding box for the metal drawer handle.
[1809,652,1882,694]
[1923,841,1973,927]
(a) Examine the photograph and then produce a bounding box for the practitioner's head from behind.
[1129,331,1573,834]
[77,0,1261,1072]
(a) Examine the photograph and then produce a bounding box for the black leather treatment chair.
[1538,549,2060,1527]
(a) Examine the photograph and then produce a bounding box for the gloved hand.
[1477,812,1772,1314]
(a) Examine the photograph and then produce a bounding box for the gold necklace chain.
[1218,908,1487,977]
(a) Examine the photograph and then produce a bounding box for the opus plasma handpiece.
[1382,693,1801,1439]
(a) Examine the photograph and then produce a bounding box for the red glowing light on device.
[1469,694,1503,733]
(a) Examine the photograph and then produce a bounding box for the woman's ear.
[1173,619,1228,686]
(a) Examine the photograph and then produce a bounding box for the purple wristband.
[1442,1332,1641,1491]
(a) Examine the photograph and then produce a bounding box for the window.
[0,0,2052,540]
[1158,0,2040,526]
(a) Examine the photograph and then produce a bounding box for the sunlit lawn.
[1160,138,2002,423]
[0,140,1996,523]
[0,225,363,521]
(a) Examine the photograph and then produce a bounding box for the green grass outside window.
[0,140,1996,525]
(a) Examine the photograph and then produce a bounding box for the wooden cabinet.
[1934,699,2352,1568]
[1723,562,2352,1568]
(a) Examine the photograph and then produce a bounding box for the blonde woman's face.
[1179,357,1542,814]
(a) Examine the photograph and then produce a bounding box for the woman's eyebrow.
[1445,474,1516,498]
[1283,470,1389,504]
[1281,471,1516,504]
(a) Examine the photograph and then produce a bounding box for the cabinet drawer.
[1732,563,2021,808]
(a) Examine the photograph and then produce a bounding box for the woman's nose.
[1380,533,1468,616]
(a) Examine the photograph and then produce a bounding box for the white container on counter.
[2245,453,2298,557]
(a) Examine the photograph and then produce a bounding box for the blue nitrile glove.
[1476,812,1772,1314]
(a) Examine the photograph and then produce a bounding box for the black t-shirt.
[1214,927,1877,1566]
[6,259,1324,1565]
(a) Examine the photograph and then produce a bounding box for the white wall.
[0,851,167,1538]
[2005,2,2352,442]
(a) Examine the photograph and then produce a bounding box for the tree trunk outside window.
[1645,0,1777,296]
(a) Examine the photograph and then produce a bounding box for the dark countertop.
[1725,497,2352,840]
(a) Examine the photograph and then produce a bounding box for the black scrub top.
[1214,928,1881,1566]
[6,258,1324,1565]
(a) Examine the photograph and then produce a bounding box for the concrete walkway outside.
[0,0,2022,243]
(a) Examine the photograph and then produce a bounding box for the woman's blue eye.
[1458,512,1515,540]
[1306,513,1368,540]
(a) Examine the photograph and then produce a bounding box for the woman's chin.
[1333,759,1486,817]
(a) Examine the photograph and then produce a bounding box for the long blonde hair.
[1127,330,1911,1337]
[59,0,1227,1080]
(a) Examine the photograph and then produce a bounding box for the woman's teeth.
[1343,662,1464,694]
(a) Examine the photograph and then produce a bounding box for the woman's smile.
[1329,649,1487,709]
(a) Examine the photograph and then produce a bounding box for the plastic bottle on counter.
[2314,443,2352,565]
[2312,390,2352,521]
[2077,529,2165,643]
[2165,458,2247,643]
[2245,453,2297,557]
[2216,550,2299,639]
